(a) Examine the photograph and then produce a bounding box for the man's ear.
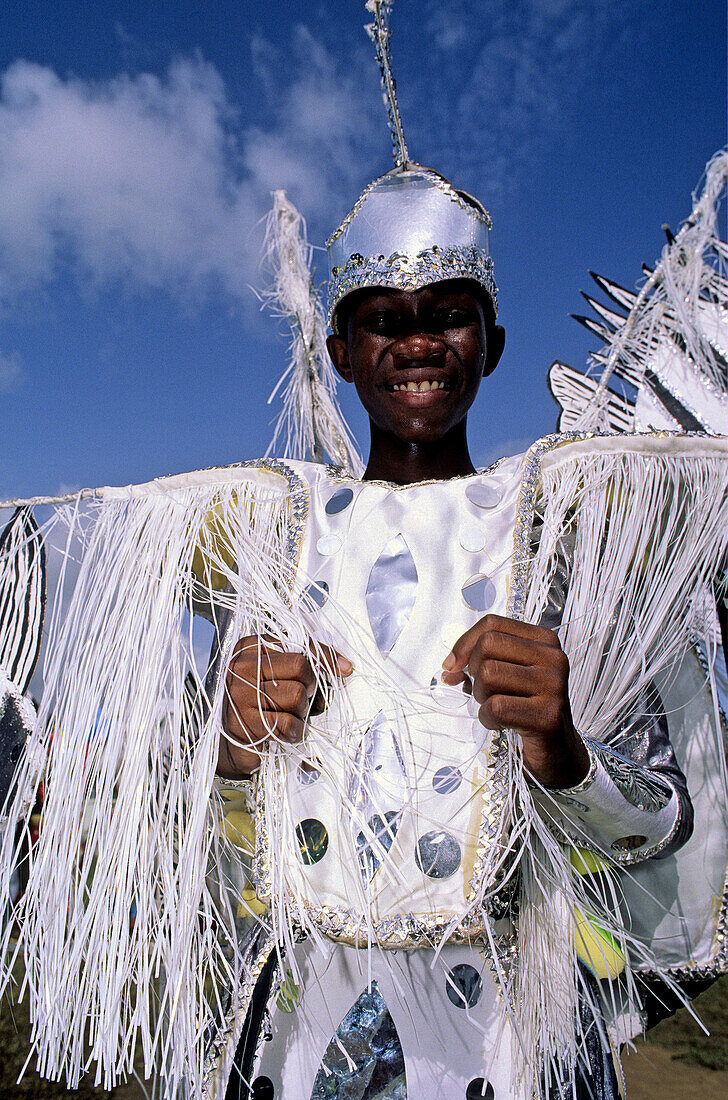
[326,333,353,382]
[483,325,505,377]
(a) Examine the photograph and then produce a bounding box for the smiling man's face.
[327,280,503,448]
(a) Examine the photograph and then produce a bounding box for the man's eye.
[364,313,398,334]
[434,310,471,329]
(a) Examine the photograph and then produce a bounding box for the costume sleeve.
[546,684,693,865]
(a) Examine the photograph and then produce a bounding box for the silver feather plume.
[549,149,727,435]
[262,190,363,474]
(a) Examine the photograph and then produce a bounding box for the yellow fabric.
[237,884,267,918]
[570,846,610,876]
[191,495,239,591]
[221,809,255,855]
[573,909,626,980]
[219,805,267,916]
[570,846,625,978]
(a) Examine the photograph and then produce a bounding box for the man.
[202,13,721,1085]
[0,9,723,1100]
[215,255,697,1098]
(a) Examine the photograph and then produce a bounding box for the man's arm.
[441,613,590,788]
[441,613,692,863]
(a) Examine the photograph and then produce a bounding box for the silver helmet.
[326,2,497,332]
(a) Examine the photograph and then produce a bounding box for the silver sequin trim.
[201,926,277,1098]
[327,244,498,328]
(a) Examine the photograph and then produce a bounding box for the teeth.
[393,380,446,392]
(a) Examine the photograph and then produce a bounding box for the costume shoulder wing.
[0,505,45,694]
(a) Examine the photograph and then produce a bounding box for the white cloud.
[421,0,642,199]
[0,350,21,390]
[0,34,378,318]
[0,4,644,322]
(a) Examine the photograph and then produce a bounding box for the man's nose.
[390,332,445,365]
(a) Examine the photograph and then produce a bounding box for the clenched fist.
[441,614,589,789]
[218,635,353,778]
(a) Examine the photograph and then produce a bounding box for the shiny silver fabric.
[365,533,418,655]
[546,970,620,1100]
[602,682,694,854]
[589,740,673,813]
[349,711,408,887]
[326,166,497,328]
[415,830,462,880]
[310,980,406,1099]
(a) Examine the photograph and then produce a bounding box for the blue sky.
[0,0,725,499]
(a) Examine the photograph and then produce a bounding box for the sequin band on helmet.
[326,165,498,331]
[327,245,498,332]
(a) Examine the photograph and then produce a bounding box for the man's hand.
[219,635,353,778]
[441,614,589,789]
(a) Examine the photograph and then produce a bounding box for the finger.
[477,695,544,733]
[226,680,311,720]
[439,665,470,687]
[258,679,310,719]
[229,637,281,684]
[315,643,353,678]
[231,638,352,686]
[225,695,306,746]
[444,629,563,686]
[231,634,280,665]
[262,636,353,680]
[222,686,264,745]
[254,708,305,744]
[442,632,531,686]
[477,692,570,739]
[474,615,561,647]
[468,659,539,705]
[444,616,558,673]
[225,676,304,735]
[229,646,318,695]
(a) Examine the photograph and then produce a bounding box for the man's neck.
[362,424,477,485]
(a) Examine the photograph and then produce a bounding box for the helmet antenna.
[365,1,410,169]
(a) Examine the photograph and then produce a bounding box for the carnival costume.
[0,4,726,1099]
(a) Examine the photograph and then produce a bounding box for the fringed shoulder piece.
[0,461,333,1096]
[524,433,726,741]
[509,432,728,1069]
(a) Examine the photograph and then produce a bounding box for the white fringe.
[531,440,728,735]
[507,436,728,1090]
[262,191,363,475]
[0,470,328,1095]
